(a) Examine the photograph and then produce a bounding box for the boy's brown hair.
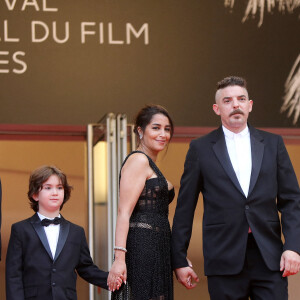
[28,165,72,212]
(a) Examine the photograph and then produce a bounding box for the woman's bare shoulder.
[122,152,150,174]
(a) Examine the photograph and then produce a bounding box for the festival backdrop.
[1,0,299,127]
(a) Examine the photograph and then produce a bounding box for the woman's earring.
[139,133,143,140]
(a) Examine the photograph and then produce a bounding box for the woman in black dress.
[107,105,175,300]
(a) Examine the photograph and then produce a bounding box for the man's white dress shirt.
[223,125,252,197]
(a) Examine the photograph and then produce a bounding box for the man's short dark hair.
[28,165,72,212]
[217,76,247,91]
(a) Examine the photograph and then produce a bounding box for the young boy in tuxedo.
[6,165,121,300]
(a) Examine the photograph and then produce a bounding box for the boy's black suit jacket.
[172,125,300,276]
[6,213,108,300]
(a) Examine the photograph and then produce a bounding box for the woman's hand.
[107,258,127,292]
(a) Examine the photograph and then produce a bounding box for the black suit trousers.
[207,234,288,300]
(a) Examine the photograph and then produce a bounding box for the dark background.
[1,0,299,127]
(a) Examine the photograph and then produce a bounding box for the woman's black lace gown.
[112,151,174,300]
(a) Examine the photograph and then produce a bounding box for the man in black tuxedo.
[5,166,118,300]
[172,76,300,299]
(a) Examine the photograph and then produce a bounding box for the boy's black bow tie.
[41,217,62,227]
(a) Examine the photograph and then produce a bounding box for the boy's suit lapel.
[30,214,70,262]
[30,214,53,259]
[54,216,70,261]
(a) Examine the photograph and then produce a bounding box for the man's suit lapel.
[54,216,70,262]
[212,125,265,198]
[30,214,53,259]
[248,125,264,196]
[212,126,244,196]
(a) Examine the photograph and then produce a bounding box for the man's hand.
[175,266,199,289]
[280,250,300,277]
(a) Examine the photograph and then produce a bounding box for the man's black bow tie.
[41,217,62,227]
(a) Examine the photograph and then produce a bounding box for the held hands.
[107,259,127,292]
[280,250,300,277]
[175,258,199,289]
